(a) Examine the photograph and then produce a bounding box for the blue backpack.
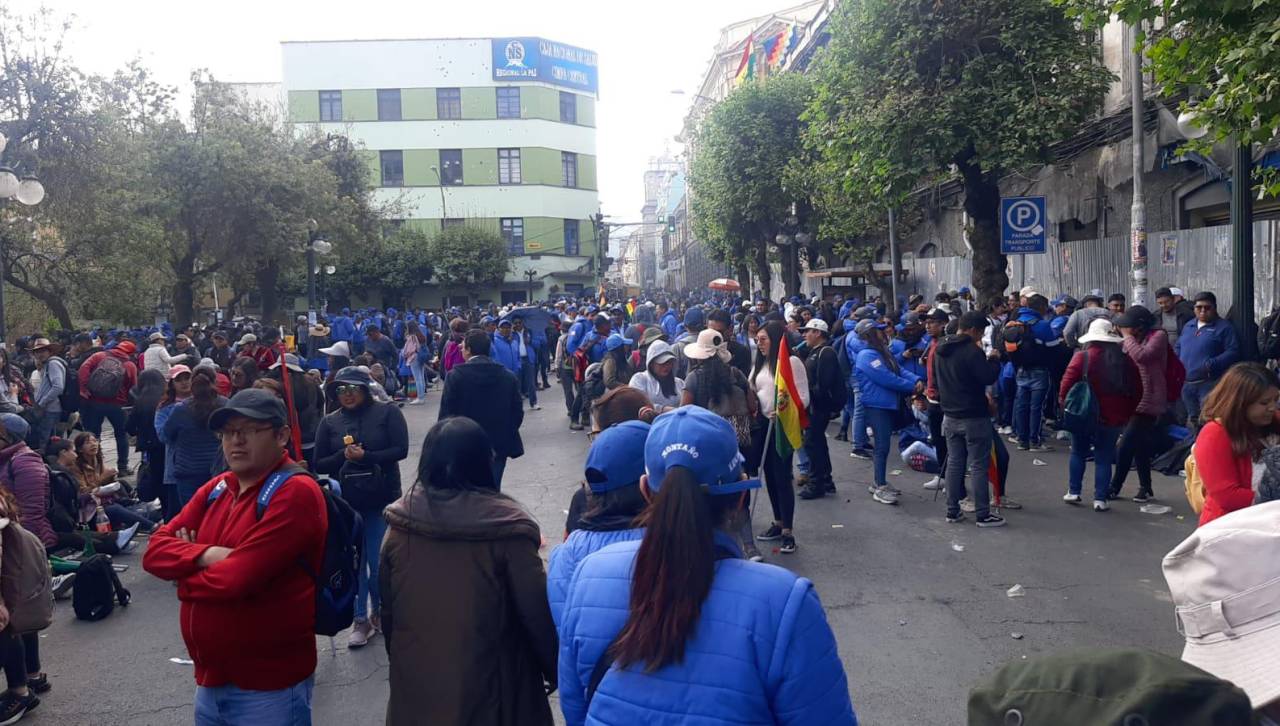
[207,464,363,637]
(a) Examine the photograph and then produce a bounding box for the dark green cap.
[968,648,1253,725]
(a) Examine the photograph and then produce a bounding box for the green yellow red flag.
[774,335,808,456]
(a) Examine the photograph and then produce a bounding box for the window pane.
[440,149,463,185]
[496,87,520,119]
[376,89,401,121]
[437,88,461,119]
[561,152,578,188]
[564,220,579,255]
[498,148,522,185]
[501,218,524,255]
[319,90,342,121]
[559,92,577,124]
[379,150,403,187]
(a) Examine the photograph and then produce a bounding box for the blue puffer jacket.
[160,397,227,483]
[853,348,919,410]
[559,536,857,726]
[843,325,866,384]
[547,527,644,629]
[490,332,522,375]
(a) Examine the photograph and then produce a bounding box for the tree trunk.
[256,258,282,324]
[753,241,772,300]
[734,263,751,295]
[2,274,74,330]
[959,158,1007,305]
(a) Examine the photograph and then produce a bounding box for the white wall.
[282,39,497,90]
[374,185,599,219]
[306,118,596,154]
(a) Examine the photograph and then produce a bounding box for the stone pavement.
[34,386,1194,725]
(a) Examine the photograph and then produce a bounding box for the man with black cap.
[798,319,844,500]
[143,389,326,724]
[438,330,525,488]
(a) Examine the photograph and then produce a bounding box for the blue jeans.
[104,503,158,531]
[1069,425,1120,501]
[1182,379,1215,428]
[80,400,129,469]
[409,359,427,399]
[839,383,856,434]
[1014,368,1050,446]
[26,409,59,452]
[355,507,387,622]
[852,385,870,452]
[195,675,314,726]
[866,406,896,486]
[519,359,537,406]
[796,445,811,475]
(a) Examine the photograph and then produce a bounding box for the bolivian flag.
[774,335,808,456]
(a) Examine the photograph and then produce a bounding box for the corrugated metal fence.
[886,220,1279,314]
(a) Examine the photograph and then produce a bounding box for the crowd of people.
[0,277,1273,724]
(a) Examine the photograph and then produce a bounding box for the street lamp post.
[430,166,449,220]
[524,268,537,303]
[304,219,331,325]
[0,131,47,346]
[1128,22,1148,308]
[321,265,335,313]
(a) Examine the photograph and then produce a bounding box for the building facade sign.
[491,37,599,94]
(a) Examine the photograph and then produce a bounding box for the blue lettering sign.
[491,37,599,94]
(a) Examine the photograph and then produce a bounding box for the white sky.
[14,0,789,219]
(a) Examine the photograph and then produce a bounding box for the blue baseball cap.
[480,315,496,325]
[683,307,705,327]
[644,407,760,496]
[585,421,650,493]
[855,319,887,337]
[605,333,633,351]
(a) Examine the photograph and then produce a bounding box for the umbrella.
[708,278,742,292]
[500,306,554,333]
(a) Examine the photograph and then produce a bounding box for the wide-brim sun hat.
[639,326,666,347]
[1077,318,1124,345]
[318,341,351,358]
[683,328,731,363]
[270,353,304,373]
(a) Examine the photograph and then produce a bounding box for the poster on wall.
[1161,235,1177,265]
[1061,247,1072,274]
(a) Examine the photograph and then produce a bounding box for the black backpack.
[206,464,363,637]
[1259,306,1280,360]
[48,357,78,413]
[73,554,131,621]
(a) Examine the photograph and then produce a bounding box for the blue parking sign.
[1000,196,1047,254]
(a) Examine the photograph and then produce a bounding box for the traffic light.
[666,215,676,235]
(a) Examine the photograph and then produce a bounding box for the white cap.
[1169,287,1185,297]
[801,319,830,334]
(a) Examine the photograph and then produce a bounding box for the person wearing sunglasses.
[315,366,408,650]
[1175,291,1241,429]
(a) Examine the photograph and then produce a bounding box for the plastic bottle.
[94,506,111,534]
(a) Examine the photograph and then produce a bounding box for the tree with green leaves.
[1062,0,1280,196]
[330,227,434,307]
[688,73,813,295]
[428,224,509,297]
[806,0,1113,302]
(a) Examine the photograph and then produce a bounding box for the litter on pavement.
[1006,584,1025,598]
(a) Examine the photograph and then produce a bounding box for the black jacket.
[803,343,843,417]
[934,334,1001,419]
[315,398,410,512]
[438,355,525,459]
[727,339,752,380]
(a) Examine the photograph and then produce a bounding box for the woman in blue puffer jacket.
[853,319,922,506]
[546,420,648,628]
[160,367,227,509]
[558,406,857,726]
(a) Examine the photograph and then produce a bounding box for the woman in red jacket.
[1195,362,1280,525]
[1059,319,1139,511]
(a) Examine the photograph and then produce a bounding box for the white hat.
[1076,318,1123,345]
[318,341,350,358]
[683,328,731,363]
[1164,501,1280,708]
[1019,286,1039,299]
[1169,287,1185,297]
[270,353,304,373]
[238,333,257,347]
[800,319,830,334]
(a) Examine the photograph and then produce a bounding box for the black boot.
[798,482,826,500]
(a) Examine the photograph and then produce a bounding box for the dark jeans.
[2,631,39,690]
[105,503,158,530]
[26,409,59,453]
[998,376,1016,428]
[1182,379,1216,430]
[519,360,537,406]
[1014,367,1050,446]
[80,400,130,469]
[560,370,577,417]
[927,403,948,476]
[802,410,834,487]
[492,455,508,491]
[943,415,995,519]
[537,347,551,387]
[751,419,794,530]
[866,406,896,487]
[1111,414,1163,495]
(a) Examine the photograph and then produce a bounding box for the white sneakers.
[1063,493,1082,504]
[1093,500,1109,512]
[922,477,943,491]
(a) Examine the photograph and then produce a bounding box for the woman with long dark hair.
[380,417,557,725]
[160,367,227,510]
[440,317,469,377]
[0,347,31,413]
[558,406,856,725]
[748,321,808,554]
[1194,362,1280,525]
[601,334,635,390]
[70,432,157,532]
[228,356,258,394]
[1109,305,1169,502]
[126,367,169,505]
[853,319,922,505]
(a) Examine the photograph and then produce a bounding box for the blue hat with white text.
[644,407,760,495]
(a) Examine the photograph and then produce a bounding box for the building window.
[319,90,342,121]
[376,89,401,121]
[561,151,578,188]
[559,92,577,123]
[439,149,463,185]
[436,88,461,119]
[564,220,579,255]
[501,217,525,255]
[501,290,528,306]
[498,148,521,184]
[496,87,521,119]
[379,150,404,187]
[441,218,464,229]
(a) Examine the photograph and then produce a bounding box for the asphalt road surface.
[42,386,1193,725]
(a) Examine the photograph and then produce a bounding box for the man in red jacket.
[77,340,138,475]
[143,389,326,725]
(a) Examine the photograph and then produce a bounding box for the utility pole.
[1128,22,1148,308]
[1231,141,1256,358]
[887,207,901,309]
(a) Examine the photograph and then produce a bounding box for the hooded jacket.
[1123,329,1170,416]
[558,535,857,726]
[438,356,525,459]
[626,341,685,409]
[934,334,1001,418]
[380,486,557,726]
[0,442,54,548]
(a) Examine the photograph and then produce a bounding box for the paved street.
[39,386,1193,725]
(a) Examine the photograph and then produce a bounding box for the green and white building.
[281,37,601,307]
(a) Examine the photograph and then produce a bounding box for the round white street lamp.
[1177,109,1209,140]
[0,168,18,200]
[15,177,44,206]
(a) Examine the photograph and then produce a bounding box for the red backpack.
[1164,341,1185,402]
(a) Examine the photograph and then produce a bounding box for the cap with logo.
[644,406,760,495]
[584,421,650,493]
